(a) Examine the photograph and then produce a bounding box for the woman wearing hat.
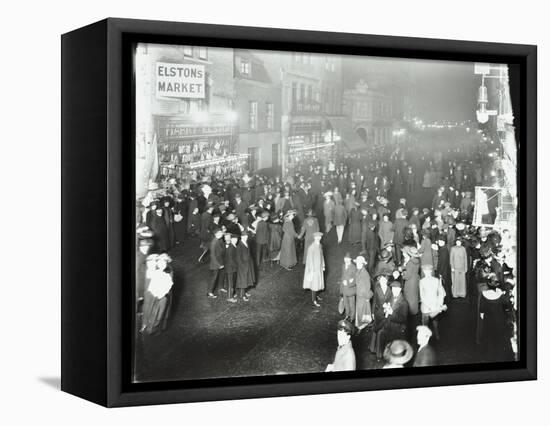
[383,340,414,369]
[374,245,395,277]
[142,254,174,335]
[419,228,433,270]
[303,231,325,307]
[298,209,320,265]
[280,210,298,270]
[322,191,335,234]
[478,276,515,362]
[354,255,373,330]
[268,213,283,265]
[402,245,422,316]
[450,238,468,298]
[348,205,362,245]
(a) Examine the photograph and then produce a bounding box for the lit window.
[266,103,274,130]
[240,60,250,75]
[249,101,258,130]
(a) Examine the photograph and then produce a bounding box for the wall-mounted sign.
[156,62,205,99]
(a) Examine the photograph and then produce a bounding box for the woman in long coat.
[280,210,298,270]
[479,284,515,362]
[303,232,325,307]
[298,210,320,265]
[173,194,188,245]
[402,246,421,315]
[450,239,468,298]
[142,254,174,335]
[419,229,433,269]
[149,208,170,253]
[236,233,255,300]
[268,214,283,263]
[348,206,362,244]
[354,255,373,330]
[369,275,393,358]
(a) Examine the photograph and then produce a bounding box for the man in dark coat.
[254,211,270,266]
[364,220,380,273]
[136,237,153,312]
[208,228,225,298]
[149,208,170,253]
[198,205,214,262]
[393,208,409,265]
[233,193,249,226]
[413,325,437,367]
[236,232,255,301]
[436,235,452,302]
[224,234,239,302]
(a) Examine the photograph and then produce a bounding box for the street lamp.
[476,82,489,124]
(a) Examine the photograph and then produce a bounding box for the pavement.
[134,167,487,383]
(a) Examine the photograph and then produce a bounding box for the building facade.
[135,44,239,198]
[342,79,394,148]
[233,50,282,174]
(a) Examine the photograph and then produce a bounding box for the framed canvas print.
[61,18,537,407]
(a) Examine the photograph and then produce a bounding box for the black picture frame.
[61,18,537,407]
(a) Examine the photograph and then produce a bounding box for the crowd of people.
[135,134,518,371]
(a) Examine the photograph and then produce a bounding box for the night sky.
[342,55,481,122]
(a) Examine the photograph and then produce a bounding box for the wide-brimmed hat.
[354,255,367,265]
[313,231,323,238]
[383,340,414,365]
[402,245,421,258]
[323,191,333,198]
[226,213,236,221]
[379,248,393,260]
[284,209,296,218]
[456,222,466,231]
[260,210,270,218]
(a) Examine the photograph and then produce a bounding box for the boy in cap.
[207,228,226,298]
[326,320,356,372]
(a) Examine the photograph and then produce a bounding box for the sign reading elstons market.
[156,62,205,99]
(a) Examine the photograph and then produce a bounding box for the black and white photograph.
[133,43,519,382]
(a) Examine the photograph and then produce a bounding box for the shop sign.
[156,62,205,99]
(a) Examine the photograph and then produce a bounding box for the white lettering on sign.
[156,62,205,99]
